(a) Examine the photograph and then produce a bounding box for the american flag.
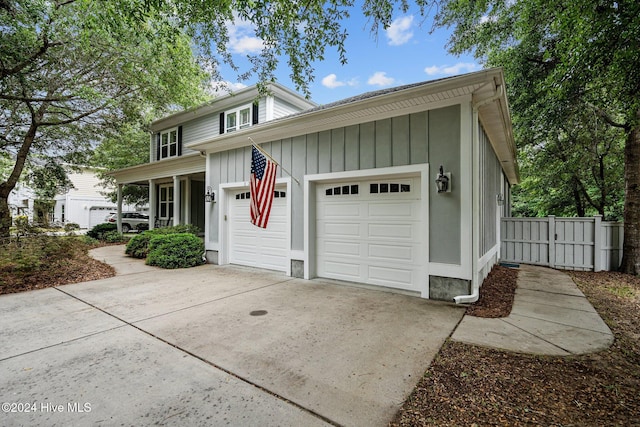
[250,146,277,228]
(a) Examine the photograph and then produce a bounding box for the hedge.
[145,233,205,269]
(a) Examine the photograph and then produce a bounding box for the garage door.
[89,207,115,228]
[316,177,423,291]
[228,187,289,272]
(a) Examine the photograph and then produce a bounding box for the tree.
[434,0,640,273]
[0,0,209,237]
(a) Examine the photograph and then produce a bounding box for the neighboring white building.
[10,167,145,229]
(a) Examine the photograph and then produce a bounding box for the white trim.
[224,103,253,133]
[304,164,430,298]
[159,127,179,160]
[265,96,275,121]
[290,250,304,261]
[478,243,500,274]
[218,177,292,276]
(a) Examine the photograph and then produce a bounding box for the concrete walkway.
[451,264,614,355]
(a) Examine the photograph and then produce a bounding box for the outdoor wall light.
[497,193,505,206]
[205,186,215,203]
[435,165,451,193]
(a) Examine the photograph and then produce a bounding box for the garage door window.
[370,183,411,194]
[325,184,359,196]
[235,191,286,200]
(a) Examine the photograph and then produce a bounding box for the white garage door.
[89,207,115,228]
[316,177,423,291]
[228,187,289,272]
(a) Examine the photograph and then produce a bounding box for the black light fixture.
[205,186,215,203]
[435,165,450,193]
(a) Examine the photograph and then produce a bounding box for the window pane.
[240,108,251,127]
[170,130,177,143]
[401,184,410,192]
[160,204,167,217]
[168,187,174,201]
[351,185,359,194]
[168,202,174,217]
[370,183,378,193]
[160,187,166,200]
[226,112,236,131]
[162,133,168,146]
[161,146,168,158]
[334,187,341,195]
[342,185,350,194]
[326,188,333,196]
[390,183,399,193]
[170,144,176,156]
[380,183,389,193]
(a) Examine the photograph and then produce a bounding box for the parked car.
[105,212,149,233]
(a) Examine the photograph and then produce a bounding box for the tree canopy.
[434,0,640,272]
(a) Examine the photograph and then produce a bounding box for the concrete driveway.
[0,246,464,426]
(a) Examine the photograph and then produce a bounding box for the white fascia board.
[109,154,204,184]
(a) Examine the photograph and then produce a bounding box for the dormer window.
[225,104,252,133]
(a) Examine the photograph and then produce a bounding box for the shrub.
[86,223,117,240]
[125,231,154,259]
[64,222,80,232]
[146,233,205,269]
[125,224,200,259]
[103,230,126,243]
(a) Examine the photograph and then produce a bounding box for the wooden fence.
[500,216,623,271]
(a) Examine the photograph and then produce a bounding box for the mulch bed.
[465,265,518,318]
[391,267,640,427]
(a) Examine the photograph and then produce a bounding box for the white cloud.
[322,74,346,89]
[367,71,395,87]
[386,16,414,46]
[321,74,358,89]
[424,62,480,76]
[228,19,264,54]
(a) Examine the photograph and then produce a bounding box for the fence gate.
[500,216,623,272]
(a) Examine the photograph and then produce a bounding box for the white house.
[110,68,519,302]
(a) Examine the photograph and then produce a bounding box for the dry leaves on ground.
[391,267,640,427]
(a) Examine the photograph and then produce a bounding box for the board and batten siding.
[208,104,463,266]
[479,124,502,255]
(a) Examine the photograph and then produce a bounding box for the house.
[110,68,519,302]
[9,166,144,229]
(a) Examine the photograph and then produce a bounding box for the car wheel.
[122,224,131,233]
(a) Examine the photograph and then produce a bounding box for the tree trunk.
[0,193,11,240]
[620,109,640,274]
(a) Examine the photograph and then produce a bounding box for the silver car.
[105,212,149,233]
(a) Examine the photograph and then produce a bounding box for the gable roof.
[188,68,519,184]
[150,82,317,132]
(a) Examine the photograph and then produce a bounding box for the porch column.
[184,176,192,225]
[149,179,156,229]
[116,184,123,233]
[173,175,181,226]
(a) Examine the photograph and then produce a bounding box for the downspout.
[453,84,503,304]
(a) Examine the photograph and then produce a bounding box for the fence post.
[548,215,556,268]
[593,215,602,272]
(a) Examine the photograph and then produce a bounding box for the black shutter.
[177,126,183,156]
[252,104,259,125]
[219,112,225,134]
[156,133,160,160]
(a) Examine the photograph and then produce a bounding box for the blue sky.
[218,6,481,105]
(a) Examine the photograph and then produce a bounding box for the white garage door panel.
[229,188,288,272]
[317,177,423,292]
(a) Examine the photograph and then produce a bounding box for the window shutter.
[219,112,225,134]
[177,126,183,156]
[156,133,160,161]
[252,104,259,125]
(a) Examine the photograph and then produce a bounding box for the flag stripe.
[250,146,277,228]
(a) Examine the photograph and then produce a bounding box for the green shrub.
[87,223,117,240]
[125,231,154,258]
[103,230,125,243]
[125,225,200,259]
[64,222,80,232]
[146,233,205,269]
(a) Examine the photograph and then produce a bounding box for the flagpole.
[248,137,300,185]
